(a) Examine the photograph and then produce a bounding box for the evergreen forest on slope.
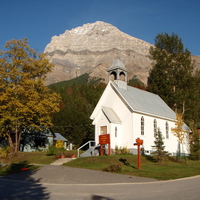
[48,73,145,147]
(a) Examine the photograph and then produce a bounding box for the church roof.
[102,106,122,124]
[111,81,176,120]
[107,59,128,72]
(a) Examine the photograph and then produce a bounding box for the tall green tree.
[50,75,106,147]
[187,70,200,124]
[147,32,196,117]
[0,38,61,154]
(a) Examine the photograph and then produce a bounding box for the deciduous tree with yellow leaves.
[0,38,61,154]
[171,113,186,160]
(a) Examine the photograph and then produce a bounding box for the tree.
[0,38,61,154]
[147,32,196,116]
[189,129,200,160]
[151,128,169,163]
[171,113,187,160]
[50,75,106,147]
[128,75,146,90]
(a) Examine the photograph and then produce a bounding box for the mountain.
[44,21,200,85]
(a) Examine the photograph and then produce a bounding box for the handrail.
[77,140,96,157]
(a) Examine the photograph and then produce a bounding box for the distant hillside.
[49,73,106,147]
[48,73,92,90]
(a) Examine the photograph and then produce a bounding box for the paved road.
[0,165,200,200]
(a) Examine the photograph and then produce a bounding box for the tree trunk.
[7,129,14,152]
[14,123,18,153]
[17,130,22,152]
[14,122,22,153]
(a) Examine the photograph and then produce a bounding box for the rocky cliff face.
[44,21,200,85]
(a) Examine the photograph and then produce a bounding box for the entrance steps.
[80,147,99,157]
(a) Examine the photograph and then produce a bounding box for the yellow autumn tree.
[0,38,61,154]
[55,139,65,149]
[171,113,185,158]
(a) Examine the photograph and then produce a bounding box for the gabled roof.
[107,58,128,72]
[54,133,68,142]
[102,106,122,124]
[111,81,176,120]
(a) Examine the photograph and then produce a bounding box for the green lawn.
[63,154,200,180]
[1,152,200,180]
[1,151,55,165]
[0,151,55,176]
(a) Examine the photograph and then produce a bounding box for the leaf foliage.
[0,38,61,153]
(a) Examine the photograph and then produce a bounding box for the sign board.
[99,134,110,145]
[99,134,111,156]
[136,138,143,146]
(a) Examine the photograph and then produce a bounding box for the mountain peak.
[68,21,119,36]
[45,21,151,54]
[44,22,153,85]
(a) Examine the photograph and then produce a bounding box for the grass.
[0,151,55,176]
[1,151,55,165]
[0,161,39,176]
[1,152,200,180]
[0,150,77,176]
[63,154,200,180]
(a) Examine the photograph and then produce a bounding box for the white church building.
[90,59,190,156]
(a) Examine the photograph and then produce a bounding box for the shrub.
[103,163,122,172]
[0,146,10,159]
[54,150,76,159]
[115,146,130,155]
[55,139,65,149]
[46,145,58,156]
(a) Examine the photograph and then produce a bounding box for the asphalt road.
[0,165,200,200]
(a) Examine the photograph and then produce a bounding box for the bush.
[46,145,58,156]
[54,150,76,159]
[103,163,122,172]
[55,140,65,149]
[0,146,10,159]
[115,146,130,155]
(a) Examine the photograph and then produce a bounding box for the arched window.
[119,71,125,81]
[166,122,169,139]
[115,127,117,137]
[141,117,144,135]
[154,119,157,137]
[110,71,116,81]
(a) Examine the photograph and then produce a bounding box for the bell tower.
[107,59,128,90]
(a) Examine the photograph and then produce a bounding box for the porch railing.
[77,141,96,157]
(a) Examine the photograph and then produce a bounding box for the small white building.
[90,59,190,156]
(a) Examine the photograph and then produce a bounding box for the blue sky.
[0,0,199,55]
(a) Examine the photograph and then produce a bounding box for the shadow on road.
[0,162,49,199]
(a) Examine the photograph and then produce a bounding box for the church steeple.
[107,59,128,89]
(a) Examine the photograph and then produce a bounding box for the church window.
[119,71,125,81]
[100,126,107,135]
[154,119,157,137]
[166,122,169,139]
[141,116,144,135]
[115,127,117,137]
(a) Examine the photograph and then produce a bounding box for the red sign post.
[134,138,143,170]
[99,134,111,156]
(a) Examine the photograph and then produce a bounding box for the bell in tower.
[107,59,128,90]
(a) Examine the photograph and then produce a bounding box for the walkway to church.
[0,158,157,184]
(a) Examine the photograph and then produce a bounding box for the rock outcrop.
[44,21,200,85]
